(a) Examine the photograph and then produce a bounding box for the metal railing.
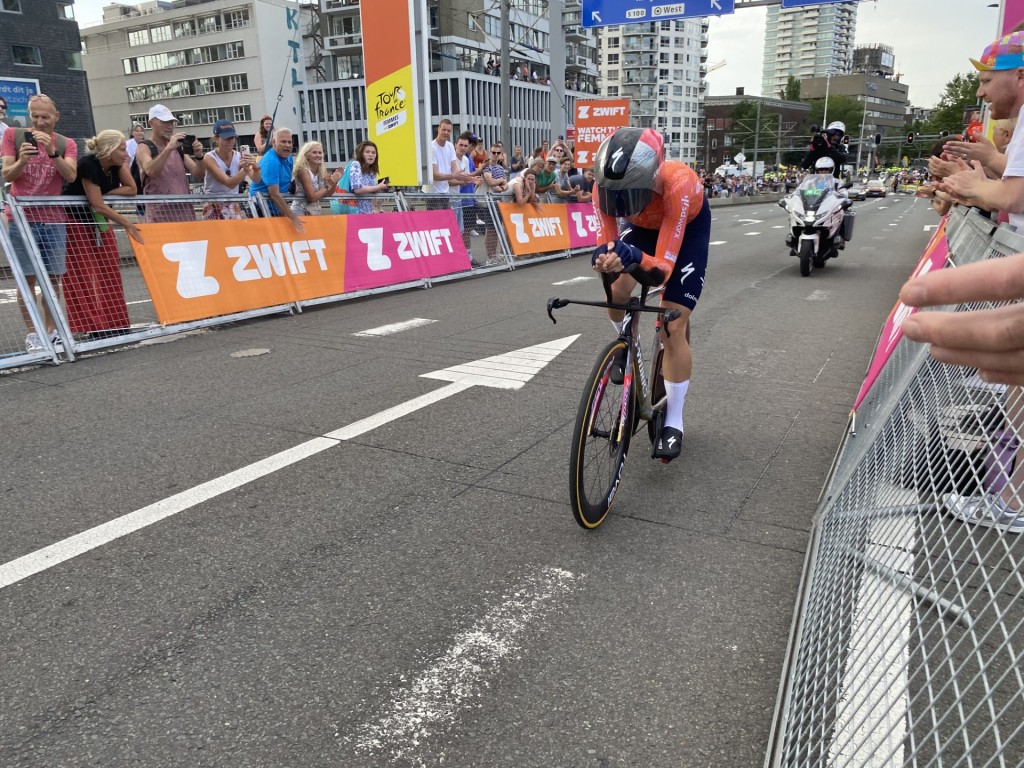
[767,205,1024,767]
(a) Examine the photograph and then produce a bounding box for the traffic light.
[907,132,915,145]
[874,133,882,146]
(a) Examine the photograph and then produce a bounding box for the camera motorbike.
[779,158,854,276]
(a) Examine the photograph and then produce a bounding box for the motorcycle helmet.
[815,157,836,173]
[594,127,663,217]
[825,121,846,138]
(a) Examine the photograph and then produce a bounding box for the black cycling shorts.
[620,196,711,311]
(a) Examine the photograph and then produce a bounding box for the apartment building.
[596,17,708,163]
[761,2,859,99]
[0,0,94,141]
[81,0,319,143]
[302,0,600,164]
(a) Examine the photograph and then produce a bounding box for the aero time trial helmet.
[815,156,836,173]
[594,127,663,217]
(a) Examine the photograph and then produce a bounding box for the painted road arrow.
[0,336,580,590]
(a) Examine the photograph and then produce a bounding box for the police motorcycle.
[779,156,854,277]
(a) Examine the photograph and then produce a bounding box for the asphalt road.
[0,193,938,768]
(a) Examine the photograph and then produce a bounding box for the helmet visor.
[597,186,653,217]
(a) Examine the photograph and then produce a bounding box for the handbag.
[330,161,361,215]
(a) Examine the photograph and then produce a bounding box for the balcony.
[565,25,587,42]
[327,33,362,50]
[700,33,708,48]
[325,0,360,9]
[566,54,590,72]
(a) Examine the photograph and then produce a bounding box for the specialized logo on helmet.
[611,147,626,173]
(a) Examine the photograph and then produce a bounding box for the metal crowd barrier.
[767,205,1024,767]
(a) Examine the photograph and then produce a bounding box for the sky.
[71,0,1005,109]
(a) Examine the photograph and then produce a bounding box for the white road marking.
[0,337,580,590]
[889,224,899,227]
[349,566,581,763]
[353,318,437,337]
[738,218,764,225]
[552,276,593,285]
[924,225,937,232]
[710,240,727,246]
[744,232,761,236]
[772,225,785,229]
[807,290,831,301]
[126,299,153,306]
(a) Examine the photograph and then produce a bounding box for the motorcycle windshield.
[797,176,830,210]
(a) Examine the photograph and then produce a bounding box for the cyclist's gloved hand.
[590,241,610,266]
[610,239,644,271]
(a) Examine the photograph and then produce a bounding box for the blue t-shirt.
[250,150,295,215]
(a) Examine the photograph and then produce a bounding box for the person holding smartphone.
[134,104,205,223]
[348,139,389,214]
[202,119,259,219]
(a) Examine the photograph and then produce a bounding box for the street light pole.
[855,95,868,177]
[822,70,832,127]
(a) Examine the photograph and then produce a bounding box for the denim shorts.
[8,220,67,277]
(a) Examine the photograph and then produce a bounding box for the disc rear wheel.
[569,340,634,529]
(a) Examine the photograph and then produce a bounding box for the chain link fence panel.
[767,205,1024,768]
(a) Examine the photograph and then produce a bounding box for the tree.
[922,72,980,136]
[806,95,864,135]
[778,75,801,102]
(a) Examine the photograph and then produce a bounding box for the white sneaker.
[945,492,1024,534]
[49,329,64,352]
[25,332,44,352]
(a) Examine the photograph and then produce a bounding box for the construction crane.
[706,60,727,74]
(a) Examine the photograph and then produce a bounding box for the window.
[1,0,21,12]
[128,29,150,46]
[57,2,73,19]
[12,44,41,66]
[225,9,249,29]
[606,53,618,65]
[467,13,477,31]
[173,19,196,38]
[607,85,618,96]
[63,50,82,69]
[607,36,619,48]
[198,15,221,35]
[151,24,171,43]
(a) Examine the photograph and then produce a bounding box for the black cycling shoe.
[609,347,627,385]
[653,426,683,462]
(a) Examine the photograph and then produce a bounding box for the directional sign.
[781,0,857,7]
[582,0,735,28]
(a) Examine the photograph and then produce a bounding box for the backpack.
[130,139,158,193]
[13,128,67,159]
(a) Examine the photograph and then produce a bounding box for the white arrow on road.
[0,336,580,591]
[737,219,764,225]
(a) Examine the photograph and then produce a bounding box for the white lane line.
[924,225,937,232]
[126,299,153,306]
[349,566,581,763]
[889,224,899,227]
[772,225,785,229]
[324,381,473,439]
[710,240,727,246]
[552,276,593,285]
[353,318,437,337]
[744,232,761,236]
[807,290,831,301]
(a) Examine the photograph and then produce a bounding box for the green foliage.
[806,95,864,135]
[778,76,801,101]
[921,72,980,135]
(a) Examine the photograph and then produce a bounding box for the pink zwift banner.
[852,217,950,412]
[344,209,470,292]
[565,202,601,250]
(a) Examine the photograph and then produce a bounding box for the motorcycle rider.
[787,156,849,256]
[801,121,848,179]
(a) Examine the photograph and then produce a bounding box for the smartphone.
[24,132,37,148]
[379,176,390,186]
[240,144,251,157]
[181,134,196,155]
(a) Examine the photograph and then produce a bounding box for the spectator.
[510,164,540,206]
[531,146,543,163]
[125,123,145,166]
[510,145,525,176]
[482,143,509,193]
[540,139,549,160]
[62,129,139,338]
[553,157,578,199]
[470,136,487,173]
[347,139,390,214]
[941,31,1024,228]
[567,166,595,203]
[536,157,558,196]
[202,119,259,220]
[453,133,483,266]
[249,126,303,231]
[135,104,205,223]
[291,140,342,217]
[422,118,475,206]
[0,95,9,149]
[0,93,78,351]
[254,114,273,156]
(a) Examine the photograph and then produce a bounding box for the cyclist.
[801,121,848,179]
[591,127,711,462]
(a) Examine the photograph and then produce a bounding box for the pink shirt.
[1,128,77,222]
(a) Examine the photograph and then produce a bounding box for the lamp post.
[822,69,833,127]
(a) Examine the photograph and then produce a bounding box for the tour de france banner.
[573,99,630,168]
[131,211,467,325]
[852,216,950,413]
[360,0,421,187]
[496,202,601,256]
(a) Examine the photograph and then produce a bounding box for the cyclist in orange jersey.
[591,127,711,461]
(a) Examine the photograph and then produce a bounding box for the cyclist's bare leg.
[605,272,638,325]
[660,300,692,435]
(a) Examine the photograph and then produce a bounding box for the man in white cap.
[134,103,205,222]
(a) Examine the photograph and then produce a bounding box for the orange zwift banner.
[573,99,631,168]
[497,203,570,255]
[361,0,421,187]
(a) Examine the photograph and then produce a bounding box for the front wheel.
[798,239,814,277]
[569,340,635,529]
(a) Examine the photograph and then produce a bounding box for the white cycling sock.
[664,379,689,433]
[611,319,625,335]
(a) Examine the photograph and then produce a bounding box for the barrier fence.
[0,189,597,370]
[767,205,1023,767]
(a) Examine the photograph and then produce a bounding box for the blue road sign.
[780,0,856,7]
[582,0,735,29]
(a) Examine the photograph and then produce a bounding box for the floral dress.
[348,162,380,214]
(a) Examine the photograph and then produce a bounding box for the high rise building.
[0,0,94,142]
[80,0,319,145]
[597,18,708,163]
[761,2,858,99]
[304,0,599,164]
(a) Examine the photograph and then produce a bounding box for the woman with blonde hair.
[347,140,390,214]
[62,129,139,336]
[291,140,342,216]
